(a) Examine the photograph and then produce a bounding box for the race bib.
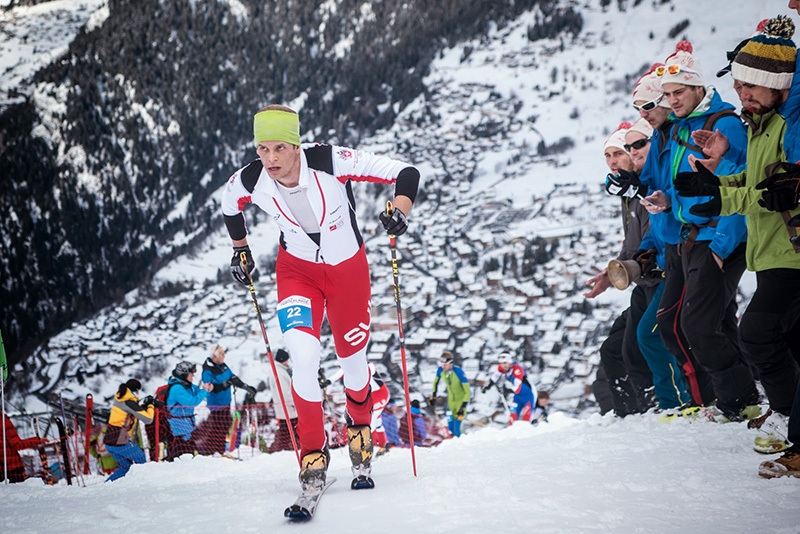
[277,296,313,332]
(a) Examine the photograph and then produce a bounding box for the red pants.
[277,246,373,457]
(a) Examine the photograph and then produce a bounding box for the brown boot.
[758,450,800,479]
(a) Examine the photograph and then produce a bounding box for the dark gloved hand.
[153,398,166,409]
[455,403,467,421]
[790,214,800,246]
[427,396,437,406]
[140,395,154,407]
[632,248,658,277]
[674,161,720,197]
[689,196,722,218]
[480,384,490,394]
[605,169,641,198]
[379,208,408,236]
[756,165,800,212]
[318,372,331,389]
[230,245,255,286]
[245,384,257,395]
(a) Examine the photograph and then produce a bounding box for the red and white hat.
[632,64,671,108]
[603,121,632,153]
[657,41,704,88]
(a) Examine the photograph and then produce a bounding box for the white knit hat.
[603,121,632,153]
[626,117,654,140]
[632,64,670,108]
[657,41,704,88]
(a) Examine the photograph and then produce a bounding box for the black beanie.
[126,379,142,392]
[275,349,290,363]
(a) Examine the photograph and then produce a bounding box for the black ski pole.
[238,251,301,467]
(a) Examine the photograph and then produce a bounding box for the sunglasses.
[655,64,700,77]
[624,138,650,151]
[633,95,663,112]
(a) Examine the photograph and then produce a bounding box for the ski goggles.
[633,95,663,112]
[655,64,700,77]
[624,137,650,152]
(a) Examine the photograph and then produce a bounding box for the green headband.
[253,109,301,145]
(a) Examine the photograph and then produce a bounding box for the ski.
[52,415,73,486]
[284,477,336,521]
[350,474,375,490]
[33,417,54,485]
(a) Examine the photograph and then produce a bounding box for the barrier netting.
[4,401,450,486]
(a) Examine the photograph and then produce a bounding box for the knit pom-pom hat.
[632,63,670,108]
[657,40,704,88]
[732,15,797,90]
[603,121,633,153]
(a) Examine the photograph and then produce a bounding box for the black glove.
[689,196,722,218]
[455,403,467,421]
[140,395,154,407]
[756,164,800,212]
[213,379,232,393]
[790,214,800,246]
[480,385,490,394]
[318,369,331,390]
[674,161,720,197]
[245,384,257,395]
[379,207,408,236]
[605,169,641,198]
[427,396,437,406]
[230,245,255,286]
[153,398,167,409]
[632,248,658,277]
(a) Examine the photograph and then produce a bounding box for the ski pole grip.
[239,251,253,284]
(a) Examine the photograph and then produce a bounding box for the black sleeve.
[230,376,246,388]
[395,166,420,204]
[304,144,335,174]
[212,382,229,393]
[224,213,247,241]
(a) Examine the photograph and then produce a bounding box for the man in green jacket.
[674,16,800,455]
[429,351,470,437]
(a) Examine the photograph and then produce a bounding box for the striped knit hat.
[732,15,797,90]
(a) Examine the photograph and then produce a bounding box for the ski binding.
[284,477,336,520]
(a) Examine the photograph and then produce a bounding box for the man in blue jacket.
[198,345,256,455]
[166,361,213,460]
[646,41,759,421]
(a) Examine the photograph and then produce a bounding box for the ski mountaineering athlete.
[221,104,419,517]
[484,353,537,423]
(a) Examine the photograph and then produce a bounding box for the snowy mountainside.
[7,0,780,417]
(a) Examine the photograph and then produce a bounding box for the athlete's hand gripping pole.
[386,201,418,477]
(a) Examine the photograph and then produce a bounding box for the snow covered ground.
[2,412,798,533]
[3,1,800,531]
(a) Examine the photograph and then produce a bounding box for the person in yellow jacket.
[104,379,154,482]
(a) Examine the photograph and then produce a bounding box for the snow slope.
[2,413,798,533]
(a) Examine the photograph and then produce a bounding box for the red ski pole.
[240,251,301,467]
[386,201,418,477]
[83,394,93,475]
